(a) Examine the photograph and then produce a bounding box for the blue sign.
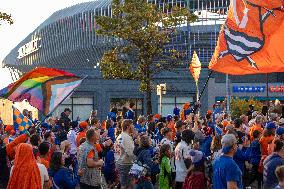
[232,86,265,93]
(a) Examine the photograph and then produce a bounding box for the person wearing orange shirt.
[76,121,89,147]
[249,115,264,141]
[167,115,176,141]
[260,122,276,156]
[39,142,50,169]
[3,125,14,145]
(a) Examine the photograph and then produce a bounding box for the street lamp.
[157,83,166,115]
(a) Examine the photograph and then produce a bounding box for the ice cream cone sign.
[190,51,202,83]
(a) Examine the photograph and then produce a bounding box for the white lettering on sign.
[18,37,41,59]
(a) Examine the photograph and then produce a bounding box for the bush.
[230,97,263,118]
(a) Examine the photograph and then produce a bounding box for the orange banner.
[209,0,284,75]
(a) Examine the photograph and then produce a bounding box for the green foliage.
[95,0,197,113]
[0,12,13,25]
[230,97,263,118]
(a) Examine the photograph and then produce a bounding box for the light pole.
[157,83,166,115]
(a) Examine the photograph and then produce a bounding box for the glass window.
[158,96,193,116]
[73,105,93,121]
[110,98,144,118]
[52,97,93,120]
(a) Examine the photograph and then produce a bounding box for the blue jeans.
[134,179,154,189]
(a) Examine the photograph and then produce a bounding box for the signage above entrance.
[232,86,265,93]
[270,86,284,92]
[18,36,41,59]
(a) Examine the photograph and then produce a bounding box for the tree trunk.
[146,80,152,115]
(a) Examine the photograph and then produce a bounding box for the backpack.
[129,161,148,181]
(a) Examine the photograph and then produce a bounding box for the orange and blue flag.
[13,107,33,132]
[209,0,284,74]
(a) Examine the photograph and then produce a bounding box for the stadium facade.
[2,0,284,120]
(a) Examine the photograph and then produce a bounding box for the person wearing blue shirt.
[213,134,243,189]
[263,139,284,189]
[107,107,118,123]
[246,130,262,188]
[48,151,83,189]
[274,165,284,189]
[106,119,115,143]
[135,116,147,134]
[201,126,213,157]
[126,102,135,120]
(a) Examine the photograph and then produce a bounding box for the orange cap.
[5,125,14,133]
[154,114,161,120]
[79,121,88,129]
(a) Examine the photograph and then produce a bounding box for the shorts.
[117,164,132,187]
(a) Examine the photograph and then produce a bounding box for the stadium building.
[3,0,283,120]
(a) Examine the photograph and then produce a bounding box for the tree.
[95,0,197,114]
[0,12,13,26]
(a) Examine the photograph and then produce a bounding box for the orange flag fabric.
[209,0,284,75]
[190,51,202,82]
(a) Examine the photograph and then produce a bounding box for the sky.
[0,0,92,88]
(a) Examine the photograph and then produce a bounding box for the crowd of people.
[1,101,284,189]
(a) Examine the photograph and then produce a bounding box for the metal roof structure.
[2,0,229,73]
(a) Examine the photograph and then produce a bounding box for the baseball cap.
[189,149,204,165]
[266,122,276,130]
[276,127,284,136]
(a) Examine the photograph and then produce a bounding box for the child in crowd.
[159,144,172,189]
[183,149,209,189]
[275,165,284,189]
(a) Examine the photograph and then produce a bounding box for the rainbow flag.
[13,106,33,132]
[0,67,83,116]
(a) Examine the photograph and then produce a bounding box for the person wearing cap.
[263,140,284,189]
[76,121,89,147]
[201,126,213,158]
[173,107,180,117]
[167,115,176,141]
[249,115,264,141]
[183,149,209,189]
[174,129,195,189]
[260,122,276,156]
[213,134,243,189]
[3,125,14,145]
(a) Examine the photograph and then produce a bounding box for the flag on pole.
[190,51,202,82]
[13,106,33,132]
[209,0,284,75]
[0,67,84,116]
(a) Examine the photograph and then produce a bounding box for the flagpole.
[198,70,213,100]
[35,76,88,129]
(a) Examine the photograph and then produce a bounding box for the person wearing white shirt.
[175,129,195,189]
